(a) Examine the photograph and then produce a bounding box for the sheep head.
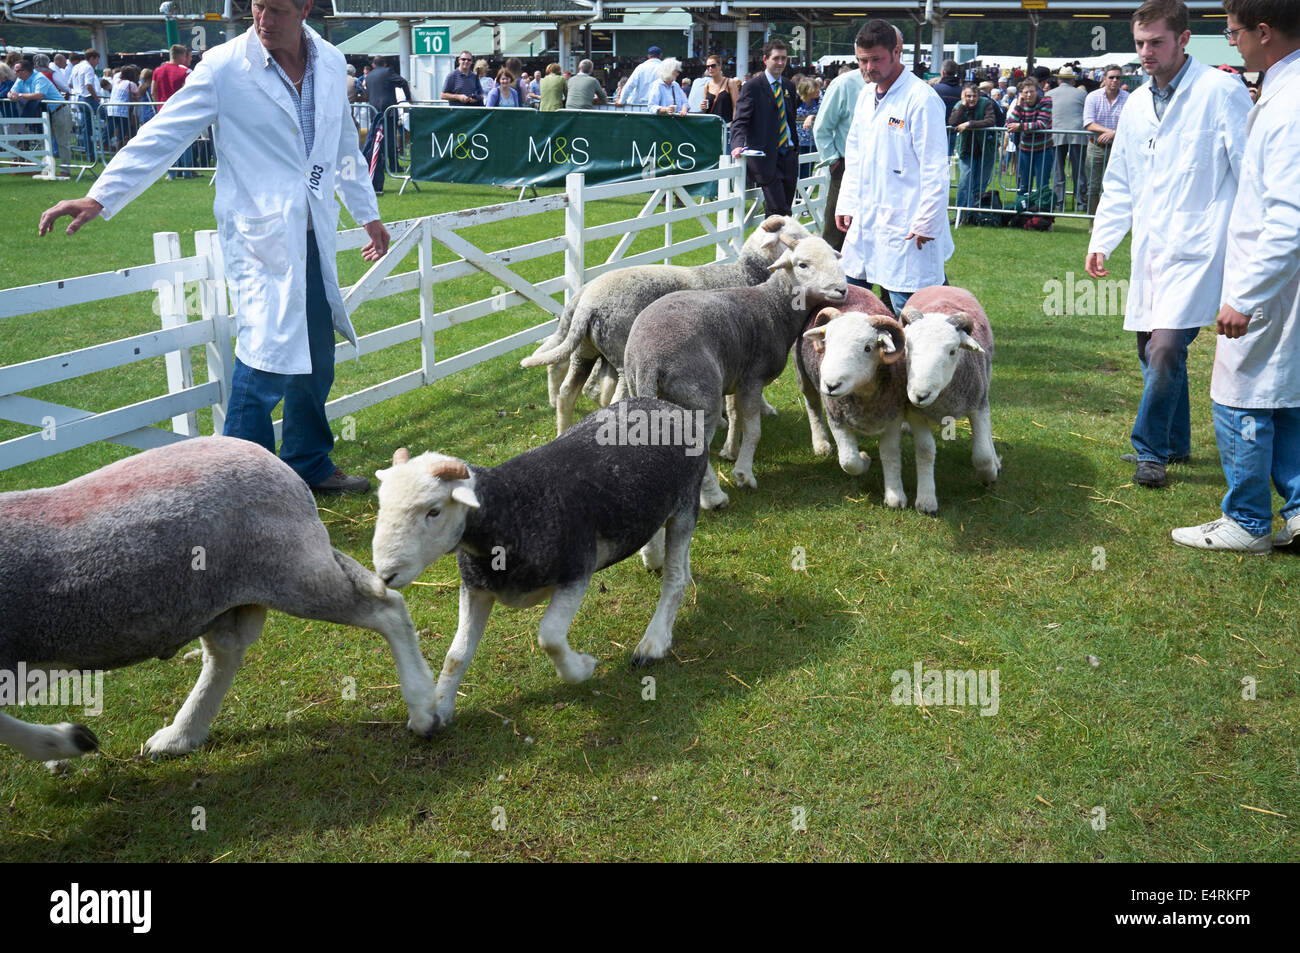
[769,235,848,310]
[803,309,905,397]
[899,308,984,408]
[745,214,812,261]
[372,448,480,589]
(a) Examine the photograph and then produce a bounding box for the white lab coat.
[87,26,380,376]
[836,68,953,292]
[1088,57,1251,332]
[1212,50,1300,409]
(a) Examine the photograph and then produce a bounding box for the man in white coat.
[38,0,389,495]
[1086,0,1250,490]
[615,46,663,108]
[1173,0,1300,553]
[835,19,953,314]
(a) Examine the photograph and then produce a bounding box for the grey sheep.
[372,397,707,730]
[521,215,811,434]
[0,437,438,765]
[624,235,848,510]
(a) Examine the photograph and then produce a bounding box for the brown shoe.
[1133,460,1168,488]
[309,467,371,495]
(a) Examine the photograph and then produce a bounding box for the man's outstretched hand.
[361,219,390,262]
[39,198,104,237]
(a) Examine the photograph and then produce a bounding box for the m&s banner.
[408,107,727,188]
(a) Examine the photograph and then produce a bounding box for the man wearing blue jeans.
[1086,0,1249,489]
[1172,0,1300,553]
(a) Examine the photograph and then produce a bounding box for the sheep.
[371,396,707,730]
[794,287,914,508]
[0,437,438,765]
[898,285,1001,514]
[521,215,811,434]
[623,235,848,510]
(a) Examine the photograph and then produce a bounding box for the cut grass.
[0,170,1296,862]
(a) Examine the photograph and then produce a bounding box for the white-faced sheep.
[372,397,707,730]
[521,215,811,434]
[623,235,848,510]
[899,285,1001,514]
[0,437,438,765]
[795,286,914,508]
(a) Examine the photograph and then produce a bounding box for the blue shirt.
[1151,54,1193,122]
[260,27,316,158]
[14,71,64,108]
[647,80,688,113]
[442,68,483,105]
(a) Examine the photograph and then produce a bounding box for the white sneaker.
[1171,515,1271,554]
[1274,513,1300,548]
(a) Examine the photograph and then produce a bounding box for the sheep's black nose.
[913,391,930,404]
[382,572,397,586]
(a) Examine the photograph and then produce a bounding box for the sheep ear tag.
[450,484,481,509]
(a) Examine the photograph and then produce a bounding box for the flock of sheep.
[0,214,998,767]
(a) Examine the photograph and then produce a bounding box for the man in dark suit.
[362,56,413,195]
[729,39,800,217]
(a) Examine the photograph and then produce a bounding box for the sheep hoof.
[701,492,730,511]
[732,469,757,490]
[719,445,738,462]
[839,455,867,476]
[560,653,599,684]
[811,439,833,457]
[916,499,940,517]
[144,724,205,759]
[71,723,99,754]
[629,652,660,668]
[761,400,779,418]
[410,712,445,738]
[884,491,908,510]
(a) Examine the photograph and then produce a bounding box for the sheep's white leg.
[0,706,99,763]
[145,605,265,758]
[434,586,495,727]
[880,419,909,510]
[640,526,666,571]
[556,353,597,434]
[546,362,564,408]
[730,389,764,489]
[538,582,599,684]
[804,396,834,457]
[909,413,939,515]
[633,515,694,665]
[598,367,620,406]
[700,462,730,511]
[970,405,1001,484]
[720,394,741,461]
[610,373,629,403]
[353,589,438,737]
[828,417,871,476]
[761,391,780,417]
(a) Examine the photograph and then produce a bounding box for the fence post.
[194,229,233,435]
[565,171,585,304]
[153,231,198,437]
[40,113,56,178]
[418,217,436,382]
[663,188,673,265]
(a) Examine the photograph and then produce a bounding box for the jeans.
[1212,403,1300,536]
[1131,327,1200,464]
[1086,141,1111,215]
[75,98,96,163]
[956,150,996,211]
[1017,148,1052,198]
[1052,141,1087,212]
[222,230,338,485]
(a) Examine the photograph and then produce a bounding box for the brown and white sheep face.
[750,214,812,260]
[803,309,904,398]
[900,310,984,408]
[768,235,849,309]
[373,449,481,590]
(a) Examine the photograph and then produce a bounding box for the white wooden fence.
[0,155,828,473]
[0,115,56,178]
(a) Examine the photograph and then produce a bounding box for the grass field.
[1,168,1296,863]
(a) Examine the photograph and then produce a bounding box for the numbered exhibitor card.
[408,108,727,189]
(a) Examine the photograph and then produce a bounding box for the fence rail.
[1,155,819,474]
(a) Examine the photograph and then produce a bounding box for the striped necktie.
[773,80,790,148]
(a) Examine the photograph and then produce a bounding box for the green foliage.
[0,173,1296,861]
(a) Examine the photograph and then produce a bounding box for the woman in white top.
[648,56,689,116]
[105,64,140,152]
[475,59,494,99]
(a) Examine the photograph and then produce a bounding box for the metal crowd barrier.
[946,125,1114,224]
[92,100,216,176]
[379,103,420,196]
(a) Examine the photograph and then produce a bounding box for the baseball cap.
[648,46,661,57]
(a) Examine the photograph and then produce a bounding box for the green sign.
[408,108,726,190]
[413,26,451,56]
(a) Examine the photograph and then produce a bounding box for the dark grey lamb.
[372,397,707,729]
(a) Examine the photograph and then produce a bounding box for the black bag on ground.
[970,190,1008,227]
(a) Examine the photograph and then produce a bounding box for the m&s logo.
[431,131,490,161]
[527,135,591,166]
